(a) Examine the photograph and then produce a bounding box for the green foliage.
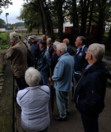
[0,18,6,28]
[0,33,9,49]
[17,3,40,32]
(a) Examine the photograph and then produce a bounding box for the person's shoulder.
[40,85,50,94]
[17,89,28,99]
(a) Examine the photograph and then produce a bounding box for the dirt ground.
[15,84,111,132]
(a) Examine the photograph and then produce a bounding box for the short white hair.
[47,38,51,42]
[25,67,41,86]
[57,43,67,52]
[10,32,19,41]
[53,41,60,47]
[88,43,105,61]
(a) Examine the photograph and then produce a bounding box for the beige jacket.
[5,40,27,78]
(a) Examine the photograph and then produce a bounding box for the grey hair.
[78,36,86,44]
[25,67,41,86]
[47,38,52,43]
[53,41,60,47]
[10,32,19,41]
[57,43,67,52]
[88,43,105,62]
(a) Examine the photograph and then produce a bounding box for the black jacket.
[74,61,110,117]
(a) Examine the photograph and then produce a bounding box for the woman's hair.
[88,43,105,61]
[25,67,41,86]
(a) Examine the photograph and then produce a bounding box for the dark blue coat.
[51,51,59,72]
[67,44,73,55]
[74,46,88,73]
[74,61,110,117]
[49,44,54,58]
[31,41,40,61]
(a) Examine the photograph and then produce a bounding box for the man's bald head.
[63,38,69,45]
[42,34,46,41]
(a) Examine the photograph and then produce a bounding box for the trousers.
[56,89,69,118]
[81,114,99,132]
[14,76,28,91]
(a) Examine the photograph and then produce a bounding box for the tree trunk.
[87,1,94,37]
[80,0,90,36]
[72,0,79,36]
[97,0,107,43]
[37,0,45,34]
[38,0,54,40]
[57,0,63,41]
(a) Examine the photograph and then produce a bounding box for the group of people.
[5,32,110,132]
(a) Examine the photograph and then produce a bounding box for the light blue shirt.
[76,45,85,54]
[52,52,74,92]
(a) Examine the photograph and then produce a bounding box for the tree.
[0,0,12,14]
[17,2,41,33]
[0,18,6,28]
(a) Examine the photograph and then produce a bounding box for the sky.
[0,0,25,24]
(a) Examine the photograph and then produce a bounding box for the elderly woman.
[74,43,110,132]
[16,68,50,132]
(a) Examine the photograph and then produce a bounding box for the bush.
[1,45,9,49]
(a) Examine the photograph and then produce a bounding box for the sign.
[13,27,16,29]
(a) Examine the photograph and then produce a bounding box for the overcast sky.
[0,0,25,24]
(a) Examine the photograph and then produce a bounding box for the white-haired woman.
[16,67,50,132]
[74,43,110,132]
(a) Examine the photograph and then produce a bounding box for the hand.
[79,73,82,76]
[49,77,52,81]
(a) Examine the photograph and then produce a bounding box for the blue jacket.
[52,52,74,92]
[67,44,73,55]
[31,41,40,61]
[49,44,54,57]
[74,61,110,117]
[37,49,51,72]
[74,45,88,73]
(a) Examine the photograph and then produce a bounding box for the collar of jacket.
[83,61,110,76]
[58,52,69,61]
[14,40,21,45]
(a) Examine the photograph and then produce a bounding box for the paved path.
[16,85,111,132]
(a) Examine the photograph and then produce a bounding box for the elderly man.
[41,34,46,41]
[5,32,28,91]
[47,38,54,57]
[50,43,74,121]
[37,41,51,86]
[74,43,110,132]
[30,35,40,62]
[74,36,88,83]
[63,38,73,55]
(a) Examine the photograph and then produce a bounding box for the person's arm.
[42,52,51,71]
[4,48,14,60]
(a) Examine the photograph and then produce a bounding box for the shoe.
[54,116,67,121]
